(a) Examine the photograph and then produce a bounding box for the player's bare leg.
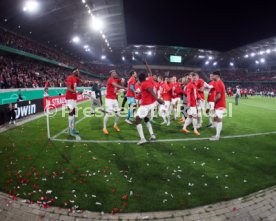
[114,112,121,132]
[103,113,110,135]
[210,116,222,141]
[136,116,147,145]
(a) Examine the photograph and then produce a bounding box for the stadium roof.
[0,0,127,58]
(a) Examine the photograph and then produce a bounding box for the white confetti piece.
[216,176,219,179]
[187,192,191,196]
[165,192,168,195]
[225,186,229,189]
[204,183,208,186]
[244,180,247,183]
[217,158,221,161]
[72,190,76,193]
[92,195,96,198]
[46,190,52,194]
[225,174,229,177]
[163,199,167,203]
[95,202,102,205]
[130,191,133,196]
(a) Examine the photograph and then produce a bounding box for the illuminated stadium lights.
[132,56,135,61]
[250,53,256,57]
[82,0,86,4]
[135,51,139,55]
[213,62,217,66]
[230,62,234,66]
[244,54,249,58]
[255,60,260,64]
[102,34,106,39]
[198,55,205,59]
[260,58,265,63]
[208,56,213,60]
[259,51,265,55]
[101,55,106,60]
[85,48,90,52]
[266,49,271,54]
[72,36,80,43]
[83,45,89,49]
[23,1,39,13]
[122,56,125,61]
[88,9,91,14]
[91,17,104,31]
[205,61,210,65]
[147,51,152,56]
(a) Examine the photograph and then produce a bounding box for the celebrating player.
[181,73,200,136]
[195,73,205,129]
[206,73,216,127]
[65,68,87,137]
[210,71,226,141]
[135,72,164,145]
[159,77,172,126]
[125,70,137,125]
[171,76,181,121]
[103,70,126,135]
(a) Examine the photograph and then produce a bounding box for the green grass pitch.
[0,96,276,213]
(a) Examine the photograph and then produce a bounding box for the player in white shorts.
[135,72,164,145]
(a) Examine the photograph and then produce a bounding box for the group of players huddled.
[65,61,226,144]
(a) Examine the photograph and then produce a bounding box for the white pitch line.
[50,131,276,144]
[51,115,88,139]
[242,103,276,111]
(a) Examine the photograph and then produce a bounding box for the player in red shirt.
[210,71,226,141]
[244,88,248,99]
[181,73,200,136]
[136,72,164,145]
[65,68,88,137]
[125,71,137,125]
[206,73,216,127]
[103,70,126,135]
[134,81,142,106]
[194,73,205,129]
[240,89,244,98]
[158,77,172,126]
[171,76,182,121]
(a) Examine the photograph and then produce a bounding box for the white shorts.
[197,100,205,110]
[207,102,215,110]
[215,109,225,119]
[136,103,155,119]
[66,99,76,110]
[105,98,120,113]
[187,106,197,116]
[136,99,141,106]
[160,101,171,112]
[171,97,180,105]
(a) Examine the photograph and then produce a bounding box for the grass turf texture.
[0,96,276,213]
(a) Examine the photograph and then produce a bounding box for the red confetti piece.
[122,194,128,200]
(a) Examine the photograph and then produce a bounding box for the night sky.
[123,0,276,51]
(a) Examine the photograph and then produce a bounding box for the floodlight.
[92,18,104,31]
[72,36,80,43]
[23,1,39,13]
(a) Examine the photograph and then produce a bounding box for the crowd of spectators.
[221,70,276,82]
[0,53,101,89]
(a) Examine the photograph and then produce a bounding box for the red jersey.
[134,83,142,100]
[171,82,181,98]
[186,82,197,107]
[140,80,155,105]
[215,79,226,109]
[160,82,172,101]
[126,76,136,97]
[208,81,216,102]
[244,89,248,94]
[240,89,244,95]
[106,77,120,99]
[196,79,205,100]
[44,80,49,88]
[65,75,80,100]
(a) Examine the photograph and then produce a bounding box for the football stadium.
[0,0,276,220]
